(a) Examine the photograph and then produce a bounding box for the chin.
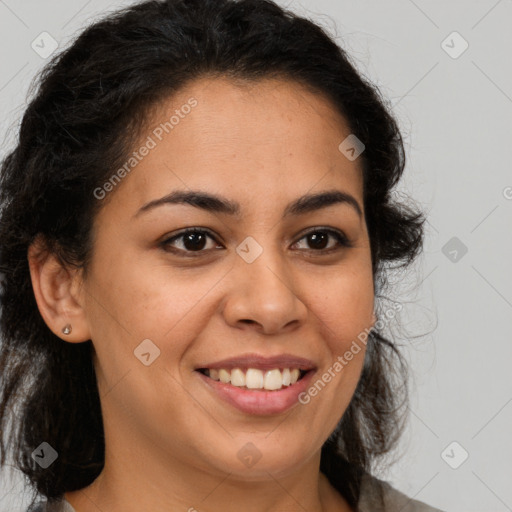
[208,441,314,481]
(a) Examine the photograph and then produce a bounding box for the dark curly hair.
[0,0,424,509]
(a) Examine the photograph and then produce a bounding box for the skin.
[28,76,376,512]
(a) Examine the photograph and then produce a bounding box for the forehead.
[99,76,364,221]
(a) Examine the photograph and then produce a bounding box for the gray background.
[1,1,511,511]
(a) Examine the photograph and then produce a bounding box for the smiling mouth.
[196,367,310,391]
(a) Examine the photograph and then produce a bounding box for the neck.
[64,435,353,512]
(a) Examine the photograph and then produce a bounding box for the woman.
[0,0,443,511]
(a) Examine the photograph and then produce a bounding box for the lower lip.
[195,370,316,415]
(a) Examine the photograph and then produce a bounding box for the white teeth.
[203,367,304,390]
[231,368,245,387]
[263,369,283,390]
[290,368,300,383]
[245,368,263,389]
[282,368,291,386]
[219,369,230,383]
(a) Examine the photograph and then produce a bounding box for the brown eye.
[306,232,329,250]
[293,228,351,253]
[180,231,208,251]
[161,228,221,255]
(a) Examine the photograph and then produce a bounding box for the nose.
[221,246,309,335]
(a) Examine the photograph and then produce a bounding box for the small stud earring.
[62,324,72,335]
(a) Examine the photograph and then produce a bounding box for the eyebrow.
[134,189,363,219]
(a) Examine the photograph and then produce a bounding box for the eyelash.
[160,227,352,257]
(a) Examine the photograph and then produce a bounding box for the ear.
[27,235,91,343]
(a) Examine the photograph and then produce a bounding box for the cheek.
[303,267,373,411]
[306,267,374,345]
[91,255,226,342]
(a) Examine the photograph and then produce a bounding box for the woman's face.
[79,76,374,480]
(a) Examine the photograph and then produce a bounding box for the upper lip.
[195,353,317,372]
